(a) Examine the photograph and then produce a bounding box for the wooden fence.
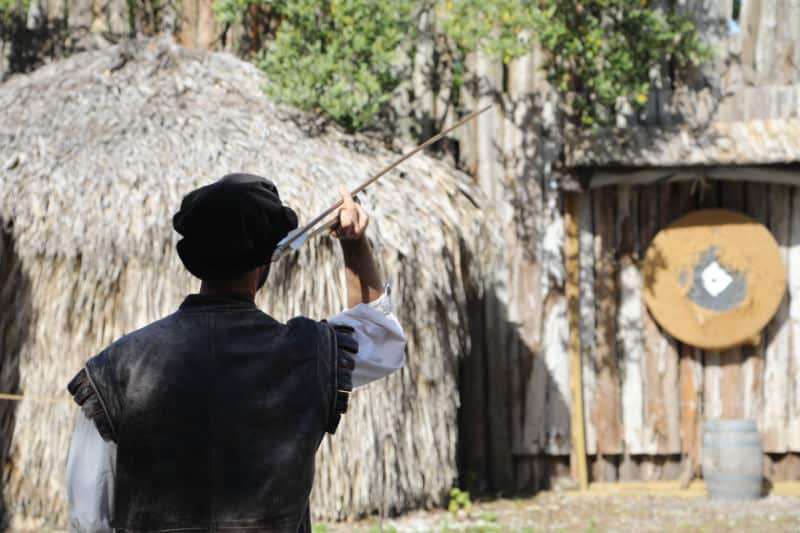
[582,180,799,477]
[457,175,800,493]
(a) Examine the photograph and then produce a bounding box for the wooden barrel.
[702,419,763,500]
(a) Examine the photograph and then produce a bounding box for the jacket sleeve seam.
[82,365,118,442]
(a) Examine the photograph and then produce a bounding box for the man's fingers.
[333,187,367,240]
[355,204,369,233]
[339,207,354,232]
[339,188,355,229]
[340,188,355,211]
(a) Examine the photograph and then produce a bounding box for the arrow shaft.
[286,104,493,248]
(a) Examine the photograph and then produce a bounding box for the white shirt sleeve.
[328,283,406,388]
[66,410,116,533]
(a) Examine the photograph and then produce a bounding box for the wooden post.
[565,191,589,490]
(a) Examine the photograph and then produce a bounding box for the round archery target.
[642,209,786,350]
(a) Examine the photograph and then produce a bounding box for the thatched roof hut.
[0,37,496,527]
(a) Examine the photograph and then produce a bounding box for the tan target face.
[642,209,786,350]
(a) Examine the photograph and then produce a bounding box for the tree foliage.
[0,0,27,28]
[442,0,712,127]
[215,0,415,131]
[215,0,711,131]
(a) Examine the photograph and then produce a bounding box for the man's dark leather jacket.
[67,294,355,533]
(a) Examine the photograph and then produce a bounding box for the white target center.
[701,261,733,297]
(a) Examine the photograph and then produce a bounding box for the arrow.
[272,104,493,261]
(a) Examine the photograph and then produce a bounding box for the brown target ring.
[642,209,787,351]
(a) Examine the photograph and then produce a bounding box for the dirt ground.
[315,491,800,533]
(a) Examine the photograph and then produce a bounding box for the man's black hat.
[173,173,298,281]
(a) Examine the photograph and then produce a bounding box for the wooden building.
[568,108,800,483]
[451,0,800,492]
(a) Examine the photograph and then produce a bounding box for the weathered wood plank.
[106,0,130,35]
[767,453,800,481]
[46,0,67,22]
[513,455,534,492]
[739,343,762,421]
[641,185,681,455]
[508,252,525,459]
[67,0,94,29]
[513,258,545,458]
[504,45,548,466]
[640,313,681,454]
[718,180,746,419]
[699,180,724,421]
[485,294,514,488]
[507,49,538,96]
[461,289,489,493]
[699,177,720,209]
[618,453,640,481]
[485,293,513,489]
[410,6,436,141]
[521,349,548,455]
[590,454,619,482]
[718,356,744,420]
[196,0,217,49]
[639,456,669,481]
[773,0,795,85]
[667,182,703,479]
[518,181,550,460]
[792,1,800,85]
[506,54,552,462]
[178,0,197,48]
[618,187,646,454]
[509,310,524,459]
[565,192,588,487]
[667,181,697,225]
[679,0,731,82]
[578,191,598,456]
[472,51,514,490]
[535,170,570,458]
[704,352,723,419]
[720,179,745,211]
[754,0,778,85]
[788,187,800,452]
[505,52,544,462]
[741,183,769,426]
[739,0,763,86]
[680,344,704,478]
[592,187,623,455]
[658,183,682,455]
[475,53,503,203]
[457,52,480,180]
[762,185,791,452]
[543,294,572,456]
[159,0,179,34]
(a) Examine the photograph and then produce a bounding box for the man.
[65,173,406,532]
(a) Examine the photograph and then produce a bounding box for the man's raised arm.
[333,189,383,307]
[327,188,405,388]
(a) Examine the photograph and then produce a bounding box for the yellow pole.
[564,191,589,490]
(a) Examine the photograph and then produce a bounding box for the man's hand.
[333,188,382,306]
[333,189,369,241]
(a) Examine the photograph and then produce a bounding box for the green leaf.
[441,0,712,128]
